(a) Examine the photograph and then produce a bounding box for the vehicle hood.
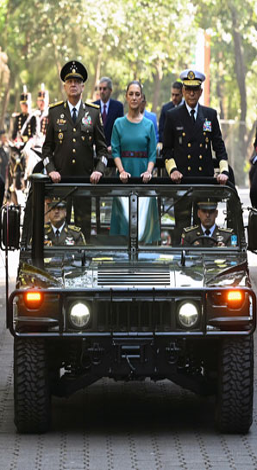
[62,252,249,290]
[18,252,249,290]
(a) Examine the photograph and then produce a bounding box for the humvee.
[2,175,257,433]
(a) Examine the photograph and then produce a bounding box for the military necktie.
[190,109,195,124]
[205,229,211,236]
[55,229,60,240]
[72,107,77,124]
[102,104,107,125]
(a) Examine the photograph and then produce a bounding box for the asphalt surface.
[0,189,257,470]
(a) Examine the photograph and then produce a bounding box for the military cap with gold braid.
[60,60,88,83]
[180,69,205,87]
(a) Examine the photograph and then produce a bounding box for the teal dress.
[110,116,160,243]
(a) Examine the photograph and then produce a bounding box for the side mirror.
[0,205,21,250]
[248,209,257,251]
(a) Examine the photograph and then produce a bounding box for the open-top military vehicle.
[2,175,257,433]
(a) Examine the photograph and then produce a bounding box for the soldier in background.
[23,84,49,179]
[0,129,9,180]
[11,86,36,143]
[44,199,86,246]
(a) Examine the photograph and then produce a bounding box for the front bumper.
[8,287,256,338]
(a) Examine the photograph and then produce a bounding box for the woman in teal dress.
[110,80,160,243]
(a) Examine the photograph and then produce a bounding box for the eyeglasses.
[99,87,107,91]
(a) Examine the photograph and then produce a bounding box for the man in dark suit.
[163,69,229,185]
[158,81,183,143]
[42,60,108,240]
[94,76,124,152]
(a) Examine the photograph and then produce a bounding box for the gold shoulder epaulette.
[49,101,64,109]
[68,225,81,232]
[85,101,100,109]
[184,225,199,233]
[44,223,51,233]
[219,227,234,233]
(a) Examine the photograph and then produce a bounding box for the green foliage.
[0,0,256,136]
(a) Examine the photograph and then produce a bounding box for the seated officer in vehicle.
[181,199,234,246]
[44,199,86,246]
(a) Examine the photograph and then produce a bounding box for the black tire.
[14,338,51,433]
[215,336,253,434]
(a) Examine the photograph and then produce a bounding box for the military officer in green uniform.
[181,199,234,247]
[42,60,108,240]
[44,199,86,246]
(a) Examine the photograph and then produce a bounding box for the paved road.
[0,189,257,470]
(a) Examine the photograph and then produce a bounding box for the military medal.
[65,237,75,245]
[82,111,92,126]
[203,120,212,132]
[58,132,63,140]
[57,118,66,125]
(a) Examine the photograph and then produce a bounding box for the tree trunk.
[152,60,163,114]
[90,50,103,100]
[0,74,11,130]
[230,4,247,185]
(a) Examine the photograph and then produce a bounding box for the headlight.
[69,302,91,328]
[177,302,199,328]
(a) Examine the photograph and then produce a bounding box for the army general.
[42,60,108,240]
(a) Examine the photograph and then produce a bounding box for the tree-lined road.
[0,189,257,470]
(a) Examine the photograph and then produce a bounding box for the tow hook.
[88,343,105,365]
[166,342,180,364]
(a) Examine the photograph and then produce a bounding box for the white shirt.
[51,222,65,235]
[201,223,216,237]
[100,100,110,114]
[185,102,199,120]
[67,99,81,118]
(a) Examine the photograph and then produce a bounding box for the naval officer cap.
[60,60,88,83]
[197,198,217,210]
[180,69,206,87]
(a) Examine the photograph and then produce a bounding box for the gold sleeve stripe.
[219,159,229,173]
[165,158,177,174]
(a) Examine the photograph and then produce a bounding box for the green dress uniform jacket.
[181,225,233,247]
[42,100,108,176]
[163,103,229,177]
[44,222,86,246]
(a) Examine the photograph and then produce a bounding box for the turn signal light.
[227,290,244,308]
[24,291,43,309]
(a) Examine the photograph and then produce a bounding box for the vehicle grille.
[93,300,175,332]
[97,267,171,287]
